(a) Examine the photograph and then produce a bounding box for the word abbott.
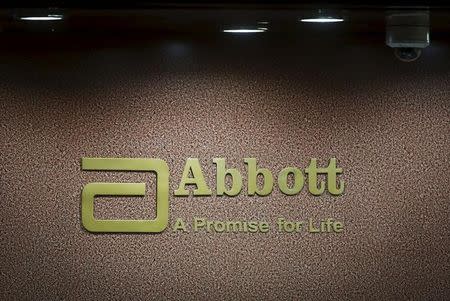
[174,158,344,197]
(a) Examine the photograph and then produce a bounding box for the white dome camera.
[386,11,430,62]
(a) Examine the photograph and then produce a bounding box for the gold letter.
[213,158,243,196]
[278,167,304,195]
[244,158,273,196]
[327,158,344,195]
[174,158,212,196]
[173,218,187,232]
[305,159,326,196]
[194,218,206,231]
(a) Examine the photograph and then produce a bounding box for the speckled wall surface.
[1,33,449,300]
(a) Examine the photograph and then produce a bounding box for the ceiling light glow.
[300,18,344,23]
[20,15,63,21]
[223,28,267,33]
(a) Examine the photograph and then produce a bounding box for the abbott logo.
[81,157,344,233]
[81,158,169,233]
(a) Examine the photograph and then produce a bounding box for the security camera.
[394,47,422,62]
[386,11,430,62]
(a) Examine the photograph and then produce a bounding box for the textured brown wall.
[1,33,449,300]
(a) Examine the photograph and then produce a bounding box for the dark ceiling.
[0,1,448,37]
[1,0,450,9]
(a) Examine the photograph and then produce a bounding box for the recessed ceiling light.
[300,18,344,23]
[223,28,267,33]
[20,15,63,21]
